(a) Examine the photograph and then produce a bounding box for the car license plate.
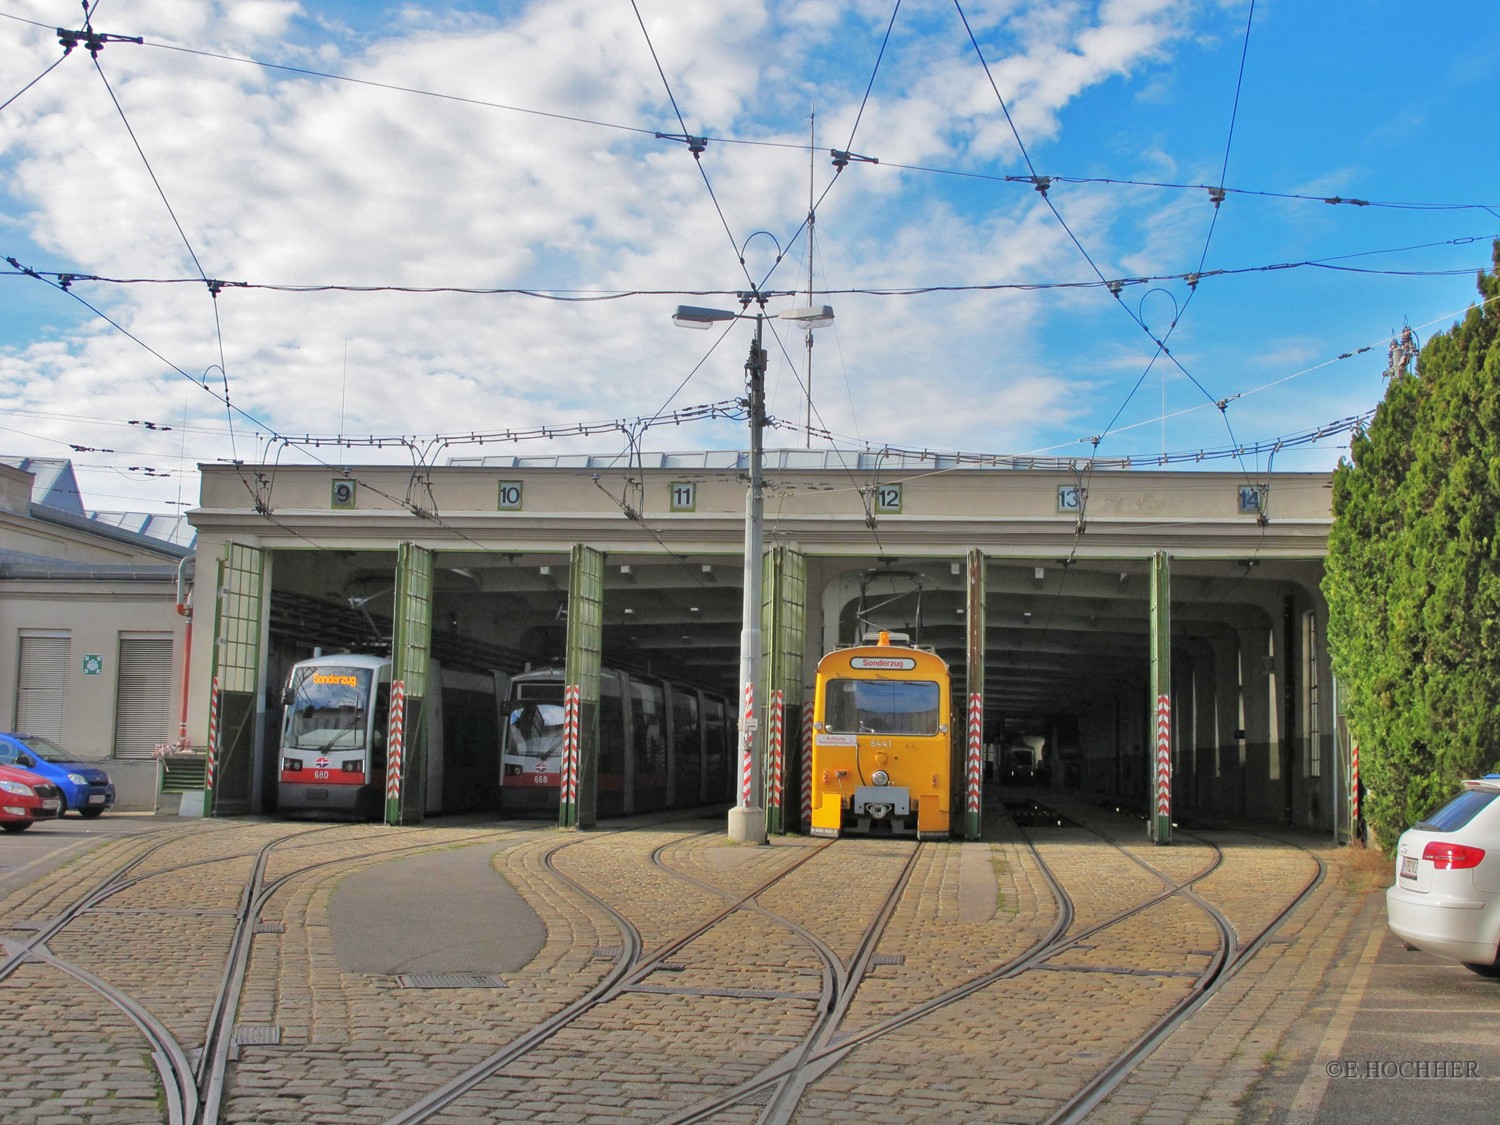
[41,798,60,811]
[1400,855,1418,879]
[87,794,105,804]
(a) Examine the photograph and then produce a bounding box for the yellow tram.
[809,631,954,839]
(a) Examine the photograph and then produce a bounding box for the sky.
[1,0,1497,516]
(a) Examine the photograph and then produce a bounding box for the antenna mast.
[805,108,816,448]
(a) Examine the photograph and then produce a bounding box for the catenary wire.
[0,49,70,114]
[951,0,1233,439]
[8,235,1491,298]
[10,16,1479,214]
[628,0,754,294]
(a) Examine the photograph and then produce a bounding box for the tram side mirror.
[282,685,295,706]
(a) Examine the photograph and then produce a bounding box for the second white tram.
[499,666,733,816]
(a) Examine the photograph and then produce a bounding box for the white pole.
[729,313,768,845]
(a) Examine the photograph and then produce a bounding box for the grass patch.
[989,844,1019,914]
[1340,841,1392,894]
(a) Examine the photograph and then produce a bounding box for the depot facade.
[185,453,1348,839]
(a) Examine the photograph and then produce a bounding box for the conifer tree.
[1325,243,1500,847]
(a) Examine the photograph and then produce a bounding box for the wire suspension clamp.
[57,27,143,56]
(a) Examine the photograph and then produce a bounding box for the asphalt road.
[0,810,168,893]
[1255,899,1500,1125]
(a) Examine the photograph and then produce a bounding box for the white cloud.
[0,0,1491,507]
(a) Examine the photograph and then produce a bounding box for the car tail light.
[1422,841,1486,870]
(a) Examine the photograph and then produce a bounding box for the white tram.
[277,653,504,818]
[499,666,733,816]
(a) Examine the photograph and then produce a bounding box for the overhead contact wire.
[951,0,1226,429]
[90,54,240,462]
[629,0,753,292]
[0,52,71,114]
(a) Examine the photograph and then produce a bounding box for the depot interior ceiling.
[268,550,1305,723]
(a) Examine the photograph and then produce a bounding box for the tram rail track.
[731,798,1324,1125]
[1,819,521,1125]
[382,831,860,1124]
[0,805,1337,1125]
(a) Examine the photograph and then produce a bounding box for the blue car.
[0,733,115,818]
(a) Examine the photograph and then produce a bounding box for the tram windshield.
[505,701,566,761]
[824,678,941,736]
[285,665,374,751]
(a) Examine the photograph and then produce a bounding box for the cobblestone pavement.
[0,798,1428,1124]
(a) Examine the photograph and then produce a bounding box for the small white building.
[0,458,193,810]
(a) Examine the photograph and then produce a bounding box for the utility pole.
[729,309,769,844]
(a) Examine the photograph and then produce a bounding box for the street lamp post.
[673,299,833,843]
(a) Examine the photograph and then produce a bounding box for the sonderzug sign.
[850,656,917,671]
[312,673,359,687]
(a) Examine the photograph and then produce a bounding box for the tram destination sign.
[850,656,917,671]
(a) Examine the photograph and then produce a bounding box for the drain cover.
[232,1025,282,1046]
[396,973,506,989]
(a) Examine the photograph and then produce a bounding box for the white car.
[1387,775,1500,976]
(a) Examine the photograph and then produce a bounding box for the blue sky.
[1,0,1497,512]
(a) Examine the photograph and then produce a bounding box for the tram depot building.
[2,451,1350,836]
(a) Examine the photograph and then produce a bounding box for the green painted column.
[205,542,264,817]
[561,544,604,830]
[762,545,806,836]
[386,542,433,826]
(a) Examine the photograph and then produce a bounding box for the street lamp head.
[778,305,835,329]
[672,305,739,329]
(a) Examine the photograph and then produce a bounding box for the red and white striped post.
[558,684,581,828]
[384,680,406,823]
[799,703,814,833]
[204,675,221,800]
[964,691,984,839]
[1153,694,1172,843]
[766,689,785,834]
[738,680,755,808]
[1350,737,1362,842]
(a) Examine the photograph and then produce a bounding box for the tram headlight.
[282,757,303,772]
[871,770,890,787]
[341,760,363,773]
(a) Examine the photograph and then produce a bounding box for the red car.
[0,761,64,832]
